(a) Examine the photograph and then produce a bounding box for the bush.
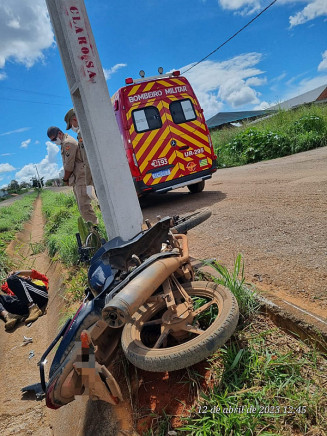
[212,105,327,168]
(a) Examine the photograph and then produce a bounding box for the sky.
[0,0,326,188]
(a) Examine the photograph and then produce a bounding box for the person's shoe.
[25,304,42,324]
[5,313,23,331]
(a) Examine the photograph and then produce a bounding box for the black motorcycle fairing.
[98,216,172,271]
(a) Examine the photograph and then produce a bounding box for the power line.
[182,0,278,75]
[0,86,66,99]
[0,96,67,106]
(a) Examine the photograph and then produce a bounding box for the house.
[206,110,273,131]
[269,84,327,110]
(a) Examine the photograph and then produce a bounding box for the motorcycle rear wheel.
[121,281,239,372]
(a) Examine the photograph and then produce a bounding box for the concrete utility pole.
[45,0,143,240]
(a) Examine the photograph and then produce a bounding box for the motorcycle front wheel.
[121,281,239,372]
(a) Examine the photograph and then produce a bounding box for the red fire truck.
[112,70,217,196]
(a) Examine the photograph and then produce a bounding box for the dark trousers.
[0,275,48,315]
[0,294,29,316]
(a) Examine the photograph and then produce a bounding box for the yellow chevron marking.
[170,126,206,149]
[135,128,160,160]
[143,82,155,92]
[143,173,152,185]
[160,143,171,158]
[176,150,192,162]
[166,164,179,180]
[139,127,171,173]
[175,123,208,142]
[129,123,135,136]
[157,80,174,87]
[128,85,141,96]
[171,79,185,86]
[179,162,185,171]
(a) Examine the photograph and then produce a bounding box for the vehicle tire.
[187,180,205,194]
[121,281,239,372]
[172,208,212,234]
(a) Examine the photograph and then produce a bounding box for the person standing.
[47,126,98,226]
[64,108,93,188]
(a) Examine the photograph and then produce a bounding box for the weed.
[0,193,37,280]
[41,190,106,265]
[180,257,327,435]
[212,105,327,168]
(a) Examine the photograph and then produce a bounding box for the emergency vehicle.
[112,70,217,196]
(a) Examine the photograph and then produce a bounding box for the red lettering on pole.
[78,37,87,45]
[68,5,97,82]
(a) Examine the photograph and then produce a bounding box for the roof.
[206,110,272,129]
[269,84,327,110]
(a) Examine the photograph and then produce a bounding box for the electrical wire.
[181,0,278,75]
[0,86,66,99]
[0,96,67,106]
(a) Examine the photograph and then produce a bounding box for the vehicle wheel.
[172,208,212,234]
[121,281,239,372]
[187,180,205,194]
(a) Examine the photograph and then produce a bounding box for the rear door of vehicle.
[123,83,179,188]
[162,77,214,178]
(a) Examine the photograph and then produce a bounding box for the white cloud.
[20,138,31,149]
[218,0,327,26]
[103,63,127,80]
[34,140,40,145]
[180,53,266,117]
[0,153,14,157]
[318,50,327,71]
[0,0,54,70]
[277,74,327,103]
[0,127,30,136]
[0,163,16,174]
[289,0,327,27]
[218,0,261,15]
[253,101,274,110]
[15,142,60,183]
[0,71,6,80]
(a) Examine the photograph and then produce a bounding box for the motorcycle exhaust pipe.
[102,235,189,328]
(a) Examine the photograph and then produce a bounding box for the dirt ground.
[0,147,326,435]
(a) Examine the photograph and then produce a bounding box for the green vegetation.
[180,256,327,435]
[0,193,37,281]
[212,105,327,167]
[41,190,106,265]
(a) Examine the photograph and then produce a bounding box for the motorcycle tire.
[121,281,239,372]
[172,208,212,234]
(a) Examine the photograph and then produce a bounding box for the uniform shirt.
[61,134,85,186]
[77,131,93,186]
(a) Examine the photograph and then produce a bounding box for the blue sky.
[0,0,326,188]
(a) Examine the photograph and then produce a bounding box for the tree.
[7,180,20,193]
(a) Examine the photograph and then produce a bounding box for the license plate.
[152,169,171,179]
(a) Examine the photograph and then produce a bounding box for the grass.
[41,190,106,265]
[0,192,37,282]
[179,255,327,435]
[212,104,327,168]
[40,189,107,316]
